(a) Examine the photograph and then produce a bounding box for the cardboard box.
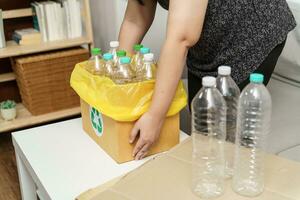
[80,99,180,163]
[77,138,300,200]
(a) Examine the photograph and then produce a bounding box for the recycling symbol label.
[89,106,104,137]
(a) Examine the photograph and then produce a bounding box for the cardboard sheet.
[77,139,300,200]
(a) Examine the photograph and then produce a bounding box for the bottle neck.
[120,63,129,69]
[94,56,101,70]
[111,47,118,51]
[111,48,118,58]
[105,59,113,64]
[251,82,263,85]
[203,85,216,89]
[144,60,153,65]
[219,74,230,77]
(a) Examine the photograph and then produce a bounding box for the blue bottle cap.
[103,53,113,61]
[140,47,150,54]
[120,56,131,64]
[250,73,264,83]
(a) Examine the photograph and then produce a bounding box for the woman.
[118,0,296,160]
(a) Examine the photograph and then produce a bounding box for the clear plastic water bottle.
[138,53,156,81]
[216,66,240,178]
[232,73,272,197]
[116,50,127,67]
[114,56,135,84]
[86,48,104,75]
[136,47,150,73]
[191,76,226,199]
[132,44,143,70]
[109,41,119,65]
[103,53,114,78]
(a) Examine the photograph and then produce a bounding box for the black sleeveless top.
[157,0,296,84]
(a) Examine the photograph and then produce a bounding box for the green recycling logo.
[89,106,104,137]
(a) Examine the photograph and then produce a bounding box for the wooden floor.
[0,133,21,200]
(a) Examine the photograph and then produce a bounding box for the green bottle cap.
[120,56,131,64]
[250,73,264,83]
[134,44,143,51]
[116,50,126,57]
[91,48,101,55]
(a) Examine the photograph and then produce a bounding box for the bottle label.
[89,106,104,137]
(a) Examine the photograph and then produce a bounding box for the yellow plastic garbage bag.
[70,61,187,122]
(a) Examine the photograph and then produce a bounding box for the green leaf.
[0,100,16,109]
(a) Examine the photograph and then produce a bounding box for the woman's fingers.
[132,137,145,157]
[129,122,140,144]
[133,136,153,160]
[130,112,161,160]
[135,143,151,160]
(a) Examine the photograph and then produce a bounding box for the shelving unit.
[0,104,81,133]
[0,72,16,83]
[0,0,94,132]
[0,37,92,59]
[2,8,33,19]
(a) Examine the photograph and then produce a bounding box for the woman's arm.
[130,0,209,160]
[118,0,157,53]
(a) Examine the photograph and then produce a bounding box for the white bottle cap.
[202,76,216,87]
[218,66,231,75]
[110,41,119,48]
[144,53,154,62]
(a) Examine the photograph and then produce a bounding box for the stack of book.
[31,0,83,42]
[0,9,6,48]
[12,28,42,45]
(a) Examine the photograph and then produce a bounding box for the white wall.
[89,0,168,56]
[275,0,300,81]
[89,0,118,51]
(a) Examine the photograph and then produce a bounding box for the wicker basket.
[12,47,89,115]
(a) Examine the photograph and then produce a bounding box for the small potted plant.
[0,100,17,121]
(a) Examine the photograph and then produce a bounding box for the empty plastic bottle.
[114,56,135,84]
[131,44,143,70]
[232,73,272,197]
[191,76,226,199]
[86,48,104,75]
[136,47,150,73]
[103,53,114,78]
[116,50,127,67]
[216,66,240,178]
[139,53,156,81]
[109,41,119,65]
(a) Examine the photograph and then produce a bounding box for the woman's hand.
[129,111,164,160]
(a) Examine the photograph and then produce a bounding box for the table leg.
[15,152,38,200]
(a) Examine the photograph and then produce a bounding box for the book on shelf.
[31,0,83,42]
[0,9,6,48]
[12,28,42,45]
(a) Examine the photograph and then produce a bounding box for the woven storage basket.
[12,47,89,115]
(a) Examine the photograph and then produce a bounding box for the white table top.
[12,118,189,200]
